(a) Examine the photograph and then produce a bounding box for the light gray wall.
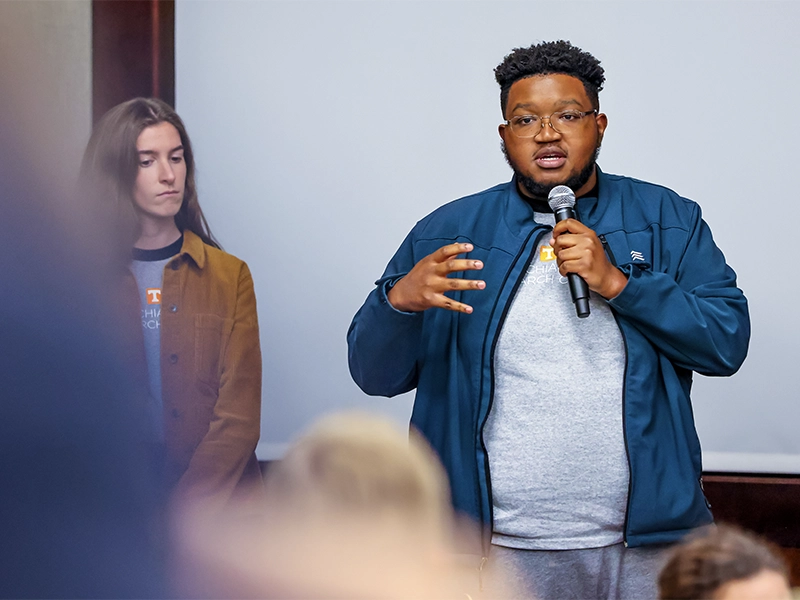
[0,0,92,194]
[176,1,800,472]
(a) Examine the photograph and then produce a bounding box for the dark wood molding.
[91,0,175,123]
[703,472,800,586]
[703,472,800,547]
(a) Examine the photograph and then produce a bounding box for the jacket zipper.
[614,316,632,547]
[598,231,633,546]
[599,234,617,266]
[476,225,549,568]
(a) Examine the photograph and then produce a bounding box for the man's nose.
[533,117,561,141]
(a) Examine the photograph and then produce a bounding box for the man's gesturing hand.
[550,219,627,300]
[387,243,485,313]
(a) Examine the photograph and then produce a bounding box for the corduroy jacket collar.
[178,229,207,269]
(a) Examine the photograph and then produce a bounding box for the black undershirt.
[522,182,599,214]
[131,234,184,262]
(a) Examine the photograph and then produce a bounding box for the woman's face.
[132,121,186,223]
[713,569,792,600]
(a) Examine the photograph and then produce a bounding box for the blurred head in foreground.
[658,524,791,600]
[267,411,451,537]
[175,412,487,599]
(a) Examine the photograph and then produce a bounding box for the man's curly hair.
[494,40,605,116]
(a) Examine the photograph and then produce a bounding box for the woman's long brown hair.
[79,97,221,257]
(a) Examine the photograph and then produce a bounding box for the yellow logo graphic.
[146,288,162,305]
[539,245,556,262]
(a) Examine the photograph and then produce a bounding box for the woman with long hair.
[80,97,263,511]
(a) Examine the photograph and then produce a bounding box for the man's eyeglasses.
[503,109,597,138]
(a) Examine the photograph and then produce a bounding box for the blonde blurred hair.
[265,412,451,536]
[174,412,468,599]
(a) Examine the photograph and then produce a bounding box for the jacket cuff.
[376,274,420,316]
[606,264,641,313]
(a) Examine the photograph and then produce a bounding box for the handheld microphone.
[548,185,590,318]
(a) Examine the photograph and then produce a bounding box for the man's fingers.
[552,230,591,251]
[556,244,591,263]
[390,242,484,313]
[435,242,474,261]
[445,277,486,291]
[439,258,484,275]
[435,295,474,314]
[552,219,589,237]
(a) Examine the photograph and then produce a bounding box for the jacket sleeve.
[608,204,750,376]
[347,230,426,397]
[173,262,263,508]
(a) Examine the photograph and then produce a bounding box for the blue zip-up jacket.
[347,169,750,550]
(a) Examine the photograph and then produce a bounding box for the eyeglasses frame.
[502,109,599,138]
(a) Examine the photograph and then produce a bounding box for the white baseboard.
[256,442,289,461]
[256,445,800,473]
[702,451,800,474]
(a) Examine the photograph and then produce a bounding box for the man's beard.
[501,143,600,201]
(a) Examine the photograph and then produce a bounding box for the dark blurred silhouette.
[0,50,167,599]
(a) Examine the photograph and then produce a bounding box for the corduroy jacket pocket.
[194,313,233,397]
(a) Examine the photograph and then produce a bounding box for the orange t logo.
[146,288,162,305]
[540,245,556,262]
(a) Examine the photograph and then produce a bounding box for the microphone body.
[548,186,591,318]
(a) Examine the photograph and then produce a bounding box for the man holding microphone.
[348,40,749,598]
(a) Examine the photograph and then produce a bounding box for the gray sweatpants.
[481,542,670,600]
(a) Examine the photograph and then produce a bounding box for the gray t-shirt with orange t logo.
[129,235,183,440]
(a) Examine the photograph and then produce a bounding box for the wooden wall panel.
[704,473,800,586]
[92,0,174,122]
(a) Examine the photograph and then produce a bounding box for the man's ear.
[596,112,608,147]
[498,122,509,143]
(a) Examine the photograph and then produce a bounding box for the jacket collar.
[502,176,538,239]
[576,166,610,228]
[502,165,613,234]
[178,229,207,269]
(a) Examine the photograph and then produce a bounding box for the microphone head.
[548,185,576,211]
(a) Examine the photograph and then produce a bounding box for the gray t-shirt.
[484,211,629,550]
[129,236,183,441]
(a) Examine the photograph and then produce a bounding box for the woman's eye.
[139,159,153,167]
[170,155,184,163]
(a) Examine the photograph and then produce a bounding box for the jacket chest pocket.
[194,313,234,397]
[600,230,654,271]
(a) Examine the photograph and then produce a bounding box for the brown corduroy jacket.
[143,230,264,509]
